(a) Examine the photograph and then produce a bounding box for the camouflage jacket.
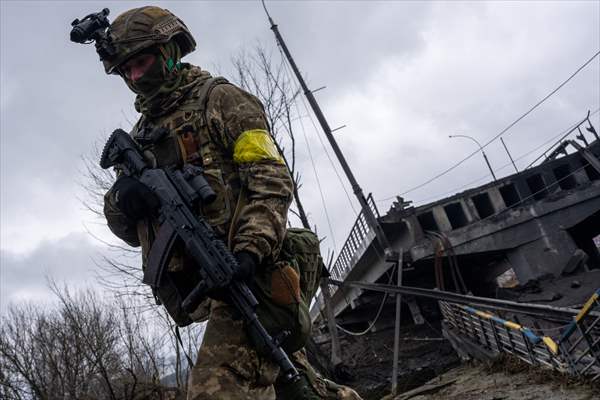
[104,67,293,271]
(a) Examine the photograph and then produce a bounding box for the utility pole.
[261,1,401,372]
[500,137,519,173]
[320,278,343,366]
[262,2,396,260]
[449,134,497,181]
[391,250,404,396]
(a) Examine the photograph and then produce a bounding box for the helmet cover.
[102,6,195,74]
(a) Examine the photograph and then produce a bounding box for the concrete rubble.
[310,133,600,399]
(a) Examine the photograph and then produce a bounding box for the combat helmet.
[101,6,196,74]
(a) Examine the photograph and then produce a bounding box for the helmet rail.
[70,6,196,74]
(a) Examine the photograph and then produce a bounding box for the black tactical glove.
[112,176,160,221]
[202,252,257,303]
[234,251,258,281]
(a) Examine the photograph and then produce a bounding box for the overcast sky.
[1,1,599,311]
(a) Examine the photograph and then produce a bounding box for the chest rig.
[131,76,227,167]
[129,77,245,326]
[131,76,240,235]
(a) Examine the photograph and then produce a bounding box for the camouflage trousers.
[187,301,278,399]
[283,350,363,400]
[187,301,363,400]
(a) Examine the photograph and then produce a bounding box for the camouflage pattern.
[188,300,279,399]
[104,65,294,274]
[186,302,363,400]
[312,377,363,400]
[286,350,364,400]
[252,260,311,355]
[102,9,358,396]
[102,6,196,74]
[103,64,295,397]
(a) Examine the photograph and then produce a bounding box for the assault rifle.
[100,128,299,382]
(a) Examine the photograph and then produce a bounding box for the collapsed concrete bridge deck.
[312,133,600,326]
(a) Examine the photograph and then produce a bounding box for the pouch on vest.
[250,228,326,354]
[252,260,311,355]
[153,270,195,327]
[279,228,326,304]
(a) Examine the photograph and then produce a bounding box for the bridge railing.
[525,112,598,169]
[329,194,380,289]
[440,289,600,381]
[558,289,600,379]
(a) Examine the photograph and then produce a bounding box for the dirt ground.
[385,358,599,400]
[327,321,598,400]
[330,322,460,400]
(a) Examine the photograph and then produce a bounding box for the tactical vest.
[130,77,325,354]
[130,76,238,326]
[132,76,239,241]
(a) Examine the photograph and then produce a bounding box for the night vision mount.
[70,8,116,60]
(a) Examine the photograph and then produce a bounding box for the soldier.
[99,6,361,400]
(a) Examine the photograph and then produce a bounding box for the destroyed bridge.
[310,115,600,383]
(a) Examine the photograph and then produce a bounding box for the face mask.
[122,52,166,97]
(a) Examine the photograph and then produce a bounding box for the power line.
[391,108,599,206]
[293,85,338,251]
[273,38,370,255]
[256,29,341,250]
[523,109,599,169]
[480,161,594,223]
[381,50,600,200]
[518,108,599,167]
[299,94,359,216]
[336,262,397,336]
[277,46,359,216]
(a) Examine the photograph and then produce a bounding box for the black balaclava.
[123,41,183,99]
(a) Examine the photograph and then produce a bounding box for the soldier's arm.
[206,84,293,263]
[103,185,141,247]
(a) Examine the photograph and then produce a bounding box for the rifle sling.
[175,326,195,368]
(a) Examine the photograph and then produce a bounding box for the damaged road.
[385,357,599,400]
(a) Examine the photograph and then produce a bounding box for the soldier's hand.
[234,251,258,281]
[112,176,160,221]
[193,252,257,304]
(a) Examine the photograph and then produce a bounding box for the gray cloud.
[1,1,599,302]
[0,232,113,311]
[275,1,600,253]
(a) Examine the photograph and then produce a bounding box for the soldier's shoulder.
[210,83,263,116]
[209,80,256,104]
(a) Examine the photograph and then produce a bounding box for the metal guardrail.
[329,194,380,284]
[440,289,600,381]
[558,289,600,380]
[311,195,380,320]
[440,302,566,370]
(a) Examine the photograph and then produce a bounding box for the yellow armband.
[233,129,284,164]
